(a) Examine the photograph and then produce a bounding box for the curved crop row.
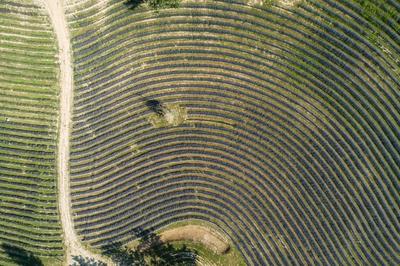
[67,0,399,265]
[0,1,63,265]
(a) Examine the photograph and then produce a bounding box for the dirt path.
[39,0,111,264]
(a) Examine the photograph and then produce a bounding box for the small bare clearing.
[160,225,230,254]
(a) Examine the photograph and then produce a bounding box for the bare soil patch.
[160,225,230,254]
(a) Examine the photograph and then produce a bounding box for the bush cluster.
[147,0,180,9]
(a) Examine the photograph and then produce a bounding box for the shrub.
[147,0,180,9]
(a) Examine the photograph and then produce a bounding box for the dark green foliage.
[147,0,180,9]
[71,255,107,266]
[1,244,43,266]
[103,228,196,265]
[125,0,180,10]
[102,242,145,266]
[72,228,196,266]
[124,0,143,9]
[146,99,165,116]
[134,228,195,265]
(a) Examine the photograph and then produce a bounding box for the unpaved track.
[39,0,110,264]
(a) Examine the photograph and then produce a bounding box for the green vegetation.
[66,0,399,264]
[72,229,196,265]
[148,103,188,128]
[0,1,63,265]
[0,0,398,264]
[1,244,44,266]
[171,242,245,266]
[349,0,400,63]
[124,221,246,266]
[125,0,180,10]
[354,0,399,28]
[263,0,275,7]
[147,0,180,9]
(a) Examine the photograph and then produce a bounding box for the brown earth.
[160,225,230,254]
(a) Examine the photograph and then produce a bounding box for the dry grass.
[148,103,188,127]
[278,0,302,7]
[160,225,230,254]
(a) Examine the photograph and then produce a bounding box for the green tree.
[71,228,196,266]
[147,0,180,9]
[125,0,180,10]
[1,244,43,266]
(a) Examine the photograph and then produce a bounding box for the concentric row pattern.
[67,0,399,265]
[0,1,63,265]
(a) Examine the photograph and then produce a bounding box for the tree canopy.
[125,0,180,10]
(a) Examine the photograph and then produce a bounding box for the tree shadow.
[145,99,165,116]
[124,0,144,10]
[71,255,107,266]
[1,243,43,266]
[101,227,197,265]
[101,241,144,266]
[70,227,196,265]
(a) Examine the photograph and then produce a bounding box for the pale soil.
[248,0,302,7]
[278,0,302,7]
[38,0,111,265]
[149,104,188,127]
[160,225,230,254]
[247,0,264,6]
